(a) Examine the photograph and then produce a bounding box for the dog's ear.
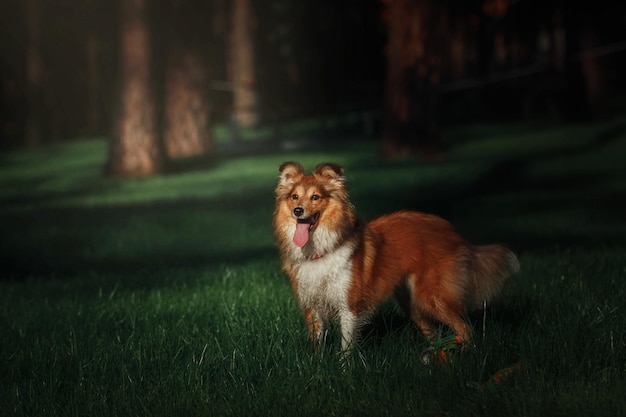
[314,163,345,187]
[276,162,304,197]
[278,162,304,184]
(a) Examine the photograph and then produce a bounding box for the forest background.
[2,0,625,167]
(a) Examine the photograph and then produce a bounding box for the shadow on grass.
[352,293,536,351]
[1,121,625,288]
[382,122,626,250]
[0,191,277,283]
[464,120,626,196]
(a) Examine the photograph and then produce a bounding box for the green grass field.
[1,119,626,416]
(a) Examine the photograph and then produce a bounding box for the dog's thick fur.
[273,162,519,352]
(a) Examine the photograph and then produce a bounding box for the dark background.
[1,0,625,153]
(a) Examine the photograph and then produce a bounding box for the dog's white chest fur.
[295,243,354,319]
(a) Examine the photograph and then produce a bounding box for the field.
[1,119,626,416]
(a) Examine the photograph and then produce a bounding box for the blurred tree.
[380,0,448,158]
[90,4,118,138]
[562,5,600,121]
[163,0,214,158]
[25,0,43,147]
[228,0,257,127]
[254,0,384,130]
[107,0,163,177]
[164,48,212,157]
[86,29,101,135]
[83,0,111,136]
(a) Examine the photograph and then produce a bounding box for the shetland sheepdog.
[273,162,519,352]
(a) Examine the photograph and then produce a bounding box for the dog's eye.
[311,194,320,201]
[291,194,299,200]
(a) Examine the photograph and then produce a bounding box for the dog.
[273,162,519,353]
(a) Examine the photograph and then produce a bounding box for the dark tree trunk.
[25,0,43,147]
[163,45,212,158]
[229,0,257,127]
[107,0,162,177]
[86,31,101,135]
[381,0,448,158]
[161,0,214,159]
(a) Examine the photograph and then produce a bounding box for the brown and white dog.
[273,162,519,352]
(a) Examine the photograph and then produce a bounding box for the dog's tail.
[462,244,519,309]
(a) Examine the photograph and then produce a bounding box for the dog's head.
[275,162,351,248]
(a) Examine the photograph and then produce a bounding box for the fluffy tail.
[463,244,519,309]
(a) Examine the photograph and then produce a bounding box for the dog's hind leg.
[411,307,439,340]
[404,275,440,340]
[430,299,472,344]
[408,271,473,344]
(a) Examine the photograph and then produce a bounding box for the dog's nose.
[293,207,304,217]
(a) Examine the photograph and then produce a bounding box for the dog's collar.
[306,252,324,260]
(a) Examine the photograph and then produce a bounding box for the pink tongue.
[293,222,310,247]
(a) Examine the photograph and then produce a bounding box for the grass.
[1,117,626,416]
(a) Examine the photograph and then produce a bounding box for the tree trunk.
[25,0,43,147]
[560,6,593,122]
[381,0,446,158]
[229,0,257,127]
[107,0,162,177]
[579,28,606,119]
[163,46,212,158]
[86,31,101,135]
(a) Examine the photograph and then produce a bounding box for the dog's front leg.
[339,310,358,352]
[304,307,326,349]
